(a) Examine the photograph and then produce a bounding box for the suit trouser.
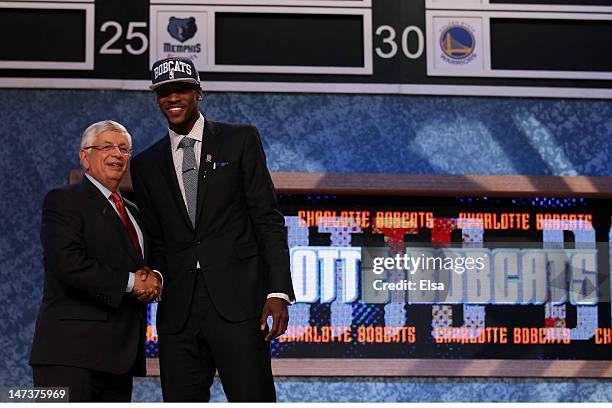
[32,365,132,402]
[158,270,276,402]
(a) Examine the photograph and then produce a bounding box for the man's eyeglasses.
[82,144,132,155]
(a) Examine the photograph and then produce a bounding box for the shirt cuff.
[267,292,294,305]
[152,270,163,286]
[153,270,163,301]
[126,272,135,293]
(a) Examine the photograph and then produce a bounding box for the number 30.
[375,25,424,60]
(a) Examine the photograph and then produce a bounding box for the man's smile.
[106,160,125,171]
[164,104,186,114]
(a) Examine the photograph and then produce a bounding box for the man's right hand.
[132,267,162,303]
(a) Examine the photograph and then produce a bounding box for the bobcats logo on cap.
[150,57,200,90]
[168,17,197,43]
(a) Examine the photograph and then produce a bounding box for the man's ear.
[196,89,203,101]
[79,149,90,171]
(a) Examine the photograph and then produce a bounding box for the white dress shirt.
[167,114,290,304]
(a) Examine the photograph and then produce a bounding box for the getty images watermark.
[361,242,605,305]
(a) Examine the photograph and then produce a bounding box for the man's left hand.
[132,267,162,303]
[260,298,289,342]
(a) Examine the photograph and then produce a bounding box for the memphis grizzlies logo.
[439,22,477,65]
[167,17,197,43]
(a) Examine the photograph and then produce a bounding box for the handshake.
[131,266,163,304]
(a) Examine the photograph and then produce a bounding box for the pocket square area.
[213,161,230,169]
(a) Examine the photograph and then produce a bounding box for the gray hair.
[80,120,132,150]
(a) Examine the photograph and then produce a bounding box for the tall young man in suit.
[130,57,295,402]
[30,120,162,402]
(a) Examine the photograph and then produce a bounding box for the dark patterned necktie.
[178,136,198,227]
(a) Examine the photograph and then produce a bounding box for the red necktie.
[110,192,144,263]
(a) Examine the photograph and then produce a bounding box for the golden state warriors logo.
[439,22,477,65]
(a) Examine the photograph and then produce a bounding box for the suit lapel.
[124,199,148,262]
[155,135,193,230]
[195,119,221,229]
[81,177,141,265]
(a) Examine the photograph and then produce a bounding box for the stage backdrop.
[1,90,612,401]
[4,0,612,99]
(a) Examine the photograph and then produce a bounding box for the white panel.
[150,5,372,75]
[2,78,612,99]
[0,2,94,70]
[150,0,371,7]
[429,15,485,76]
[427,10,612,81]
[3,0,93,2]
[426,0,484,8]
[427,0,612,13]
[151,9,209,67]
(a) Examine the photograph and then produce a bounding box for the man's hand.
[259,298,289,342]
[132,267,162,303]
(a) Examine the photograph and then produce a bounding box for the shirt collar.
[84,172,117,200]
[169,113,205,150]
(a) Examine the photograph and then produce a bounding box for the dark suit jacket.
[29,177,147,375]
[130,118,295,334]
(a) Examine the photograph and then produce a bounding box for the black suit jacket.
[30,177,147,375]
[131,119,295,334]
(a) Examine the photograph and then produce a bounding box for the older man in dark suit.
[130,57,295,402]
[30,120,162,402]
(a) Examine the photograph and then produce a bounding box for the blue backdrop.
[1,89,611,402]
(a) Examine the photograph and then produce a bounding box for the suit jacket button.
[195,240,201,245]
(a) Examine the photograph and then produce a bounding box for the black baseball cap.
[150,56,200,90]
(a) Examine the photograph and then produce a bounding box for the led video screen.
[143,193,611,361]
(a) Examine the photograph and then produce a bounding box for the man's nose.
[110,146,125,157]
[165,91,182,101]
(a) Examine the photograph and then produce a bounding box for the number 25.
[100,21,148,55]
